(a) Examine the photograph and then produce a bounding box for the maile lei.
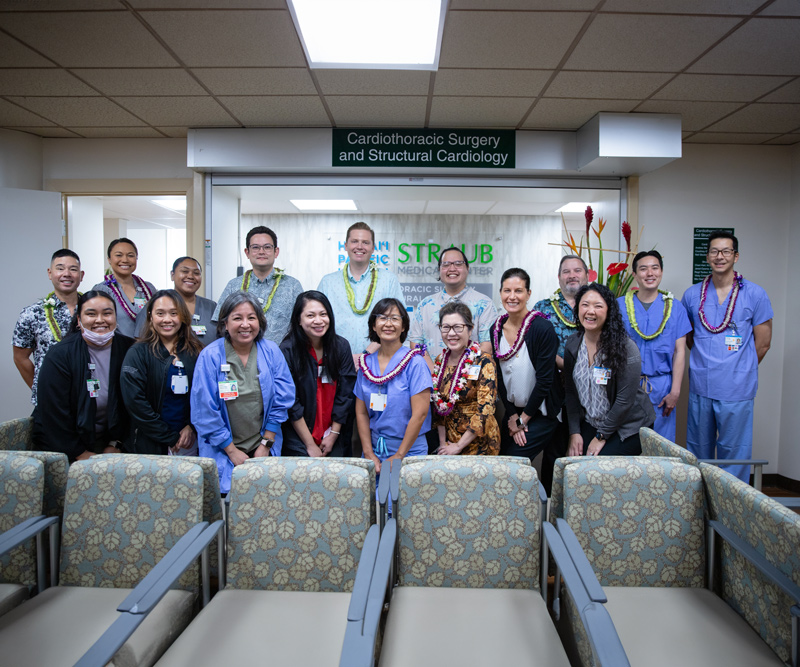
[43,291,82,342]
[549,289,577,328]
[358,346,425,385]
[625,289,673,340]
[103,273,152,321]
[343,261,378,315]
[493,310,545,361]
[241,268,283,313]
[432,342,481,417]
[699,271,743,333]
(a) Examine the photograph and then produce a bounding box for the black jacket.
[33,331,134,461]
[120,341,198,455]
[279,334,356,453]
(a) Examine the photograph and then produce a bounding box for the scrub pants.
[643,373,677,442]
[687,393,754,483]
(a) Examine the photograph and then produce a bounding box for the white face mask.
[81,327,115,346]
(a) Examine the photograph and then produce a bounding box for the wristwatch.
[516,416,525,429]
[260,437,275,449]
[595,432,606,441]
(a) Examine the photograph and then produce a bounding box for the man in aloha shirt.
[533,255,589,369]
[12,249,84,406]
[211,225,303,344]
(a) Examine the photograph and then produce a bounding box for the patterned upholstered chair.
[0,455,207,667]
[378,456,571,667]
[0,416,33,452]
[639,427,699,465]
[155,458,377,667]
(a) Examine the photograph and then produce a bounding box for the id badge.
[593,367,611,385]
[86,379,100,397]
[191,324,207,336]
[467,364,481,381]
[319,365,332,384]
[725,335,742,351]
[171,374,189,394]
[134,296,146,308]
[218,380,238,401]
[370,393,387,411]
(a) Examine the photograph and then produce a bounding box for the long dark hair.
[69,290,116,334]
[139,289,203,356]
[283,291,342,383]
[574,284,629,377]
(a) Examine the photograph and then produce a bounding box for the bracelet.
[330,430,340,435]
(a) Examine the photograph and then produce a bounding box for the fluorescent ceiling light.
[290,199,358,211]
[555,202,593,213]
[288,0,447,70]
[151,198,186,213]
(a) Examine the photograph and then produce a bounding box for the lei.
[625,290,673,340]
[103,273,153,321]
[549,289,577,328]
[357,346,424,385]
[242,268,284,313]
[343,262,378,315]
[432,342,481,417]
[699,271,743,334]
[493,310,545,361]
[42,291,82,342]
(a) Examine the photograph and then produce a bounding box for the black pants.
[500,411,561,466]
[577,418,643,456]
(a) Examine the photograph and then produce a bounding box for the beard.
[562,281,582,297]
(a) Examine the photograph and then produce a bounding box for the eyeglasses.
[708,248,735,257]
[249,244,275,252]
[376,315,402,324]
[441,260,466,268]
[439,324,467,333]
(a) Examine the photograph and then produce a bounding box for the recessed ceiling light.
[555,202,593,213]
[151,198,186,213]
[290,199,358,211]
[287,0,447,70]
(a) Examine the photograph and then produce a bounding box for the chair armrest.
[775,497,800,508]
[0,516,54,556]
[543,522,592,613]
[378,463,390,528]
[583,603,631,667]
[347,524,380,623]
[556,518,607,603]
[698,459,768,466]
[389,461,400,510]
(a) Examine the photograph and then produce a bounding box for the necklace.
[549,289,577,328]
[698,271,743,333]
[42,291,81,342]
[493,310,545,361]
[343,262,378,315]
[432,342,480,417]
[242,268,284,313]
[358,347,424,385]
[625,290,673,340]
[103,274,152,321]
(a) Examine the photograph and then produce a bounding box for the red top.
[310,346,337,444]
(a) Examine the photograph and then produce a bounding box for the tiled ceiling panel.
[315,70,430,96]
[705,103,800,133]
[0,33,58,67]
[0,69,99,96]
[219,95,330,126]
[434,69,551,98]
[760,79,800,103]
[652,74,793,102]
[602,0,765,13]
[430,96,534,128]
[685,132,782,144]
[546,71,672,100]
[191,68,317,96]
[635,100,743,131]
[326,96,427,127]
[0,99,57,126]
[111,96,238,126]
[72,68,207,96]
[521,98,636,129]
[6,96,147,126]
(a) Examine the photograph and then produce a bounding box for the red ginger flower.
[607,262,628,276]
[622,221,631,251]
[584,206,593,238]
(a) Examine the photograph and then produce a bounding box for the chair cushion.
[0,585,194,667]
[155,589,351,666]
[0,583,28,617]
[379,587,570,667]
[604,587,783,666]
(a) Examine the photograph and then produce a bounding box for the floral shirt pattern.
[12,296,73,406]
[533,292,577,358]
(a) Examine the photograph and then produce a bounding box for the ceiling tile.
[602,0,764,13]
[72,68,206,96]
[705,103,800,133]
[0,69,99,96]
[759,0,800,17]
[764,134,800,144]
[429,96,534,127]
[565,14,740,71]
[521,99,636,129]
[6,127,76,137]
[684,132,779,144]
[0,99,56,126]
[218,96,330,126]
[450,1,597,8]
[440,11,589,69]
[192,68,316,95]
[652,74,792,102]
[156,126,189,137]
[315,70,430,96]
[434,69,551,97]
[0,1,122,8]
[546,71,671,99]
[140,10,306,67]
[69,126,166,138]
[326,96,427,126]
[0,12,178,67]
[129,0,285,6]
[689,18,800,75]
[0,33,56,67]
[111,96,238,125]
[5,96,145,125]
[635,100,742,131]
[759,78,800,103]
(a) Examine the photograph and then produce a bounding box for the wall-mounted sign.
[693,227,734,284]
[332,129,515,169]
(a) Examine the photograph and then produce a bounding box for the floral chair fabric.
[397,456,540,590]
[225,459,372,593]
[16,451,68,519]
[639,427,699,465]
[326,457,376,525]
[701,463,800,664]
[0,453,44,588]
[59,456,204,592]
[0,417,33,452]
[402,455,531,467]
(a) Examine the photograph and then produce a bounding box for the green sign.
[693,227,734,284]
[332,128,515,168]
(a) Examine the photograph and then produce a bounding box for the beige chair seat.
[0,583,28,617]
[379,587,571,667]
[604,587,783,666]
[155,589,351,667]
[0,585,194,667]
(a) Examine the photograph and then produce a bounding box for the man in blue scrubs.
[618,251,691,442]
[681,232,773,482]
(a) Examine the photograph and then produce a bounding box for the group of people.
[12,223,772,491]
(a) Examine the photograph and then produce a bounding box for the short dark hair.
[216,292,266,343]
[69,290,116,334]
[346,222,375,245]
[500,267,530,291]
[367,298,409,344]
[171,256,201,273]
[438,246,469,270]
[107,238,138,258]
[707,231,738,253]
[246,226,277,249]
[632,250,663,272]
[438,301,474,330]
[558,255,588,273]
[51,249,81,264]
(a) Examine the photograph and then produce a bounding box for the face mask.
[81,327,115,347]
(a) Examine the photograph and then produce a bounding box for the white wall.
[639,144,791,475]
[0,130,42,191]
[69,197,106,286]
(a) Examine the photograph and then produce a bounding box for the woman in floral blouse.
[432,302,500,456]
